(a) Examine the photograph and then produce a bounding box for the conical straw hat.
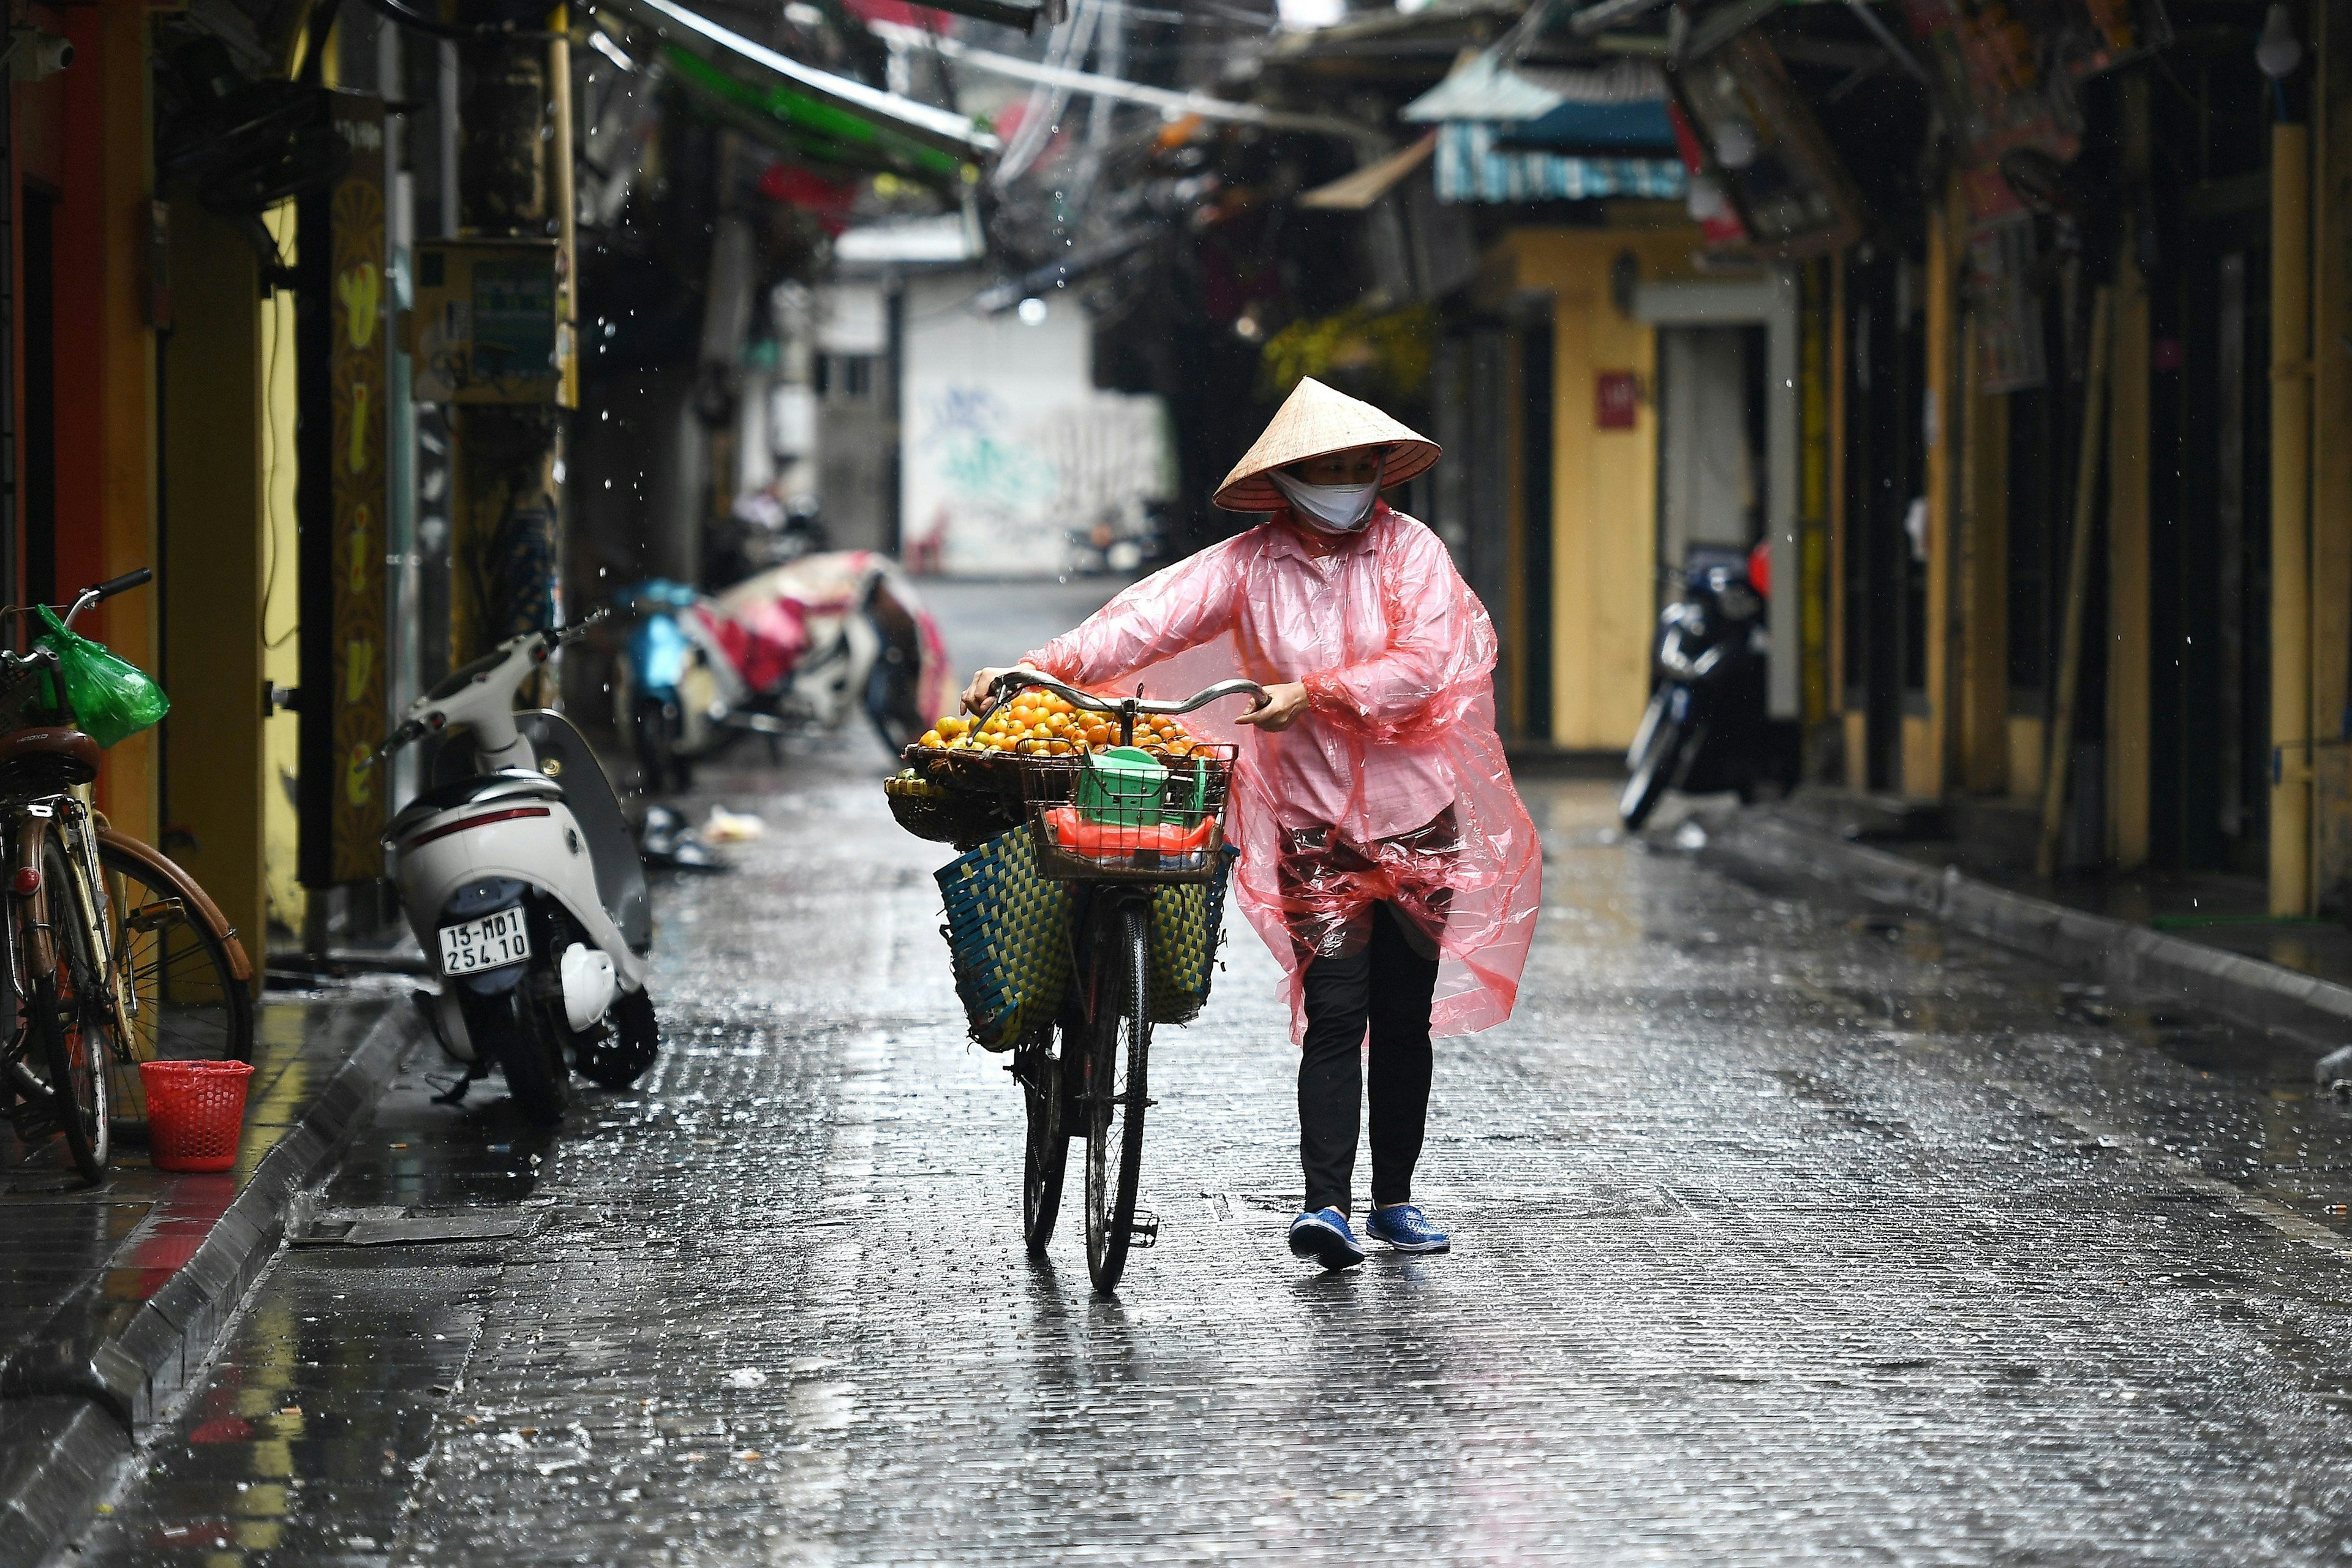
[1212,377,1440,513]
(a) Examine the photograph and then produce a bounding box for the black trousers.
[1297,902,1439,1215]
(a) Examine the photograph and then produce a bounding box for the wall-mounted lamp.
[7,28,72,81]
[2256,3,2302,80]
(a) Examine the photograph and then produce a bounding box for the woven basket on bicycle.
[883,771,1017,848]
[899,743,1031,801]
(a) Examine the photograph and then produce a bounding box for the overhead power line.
[870,19,1389,159]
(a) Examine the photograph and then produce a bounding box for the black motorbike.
[1621,548,1771,829]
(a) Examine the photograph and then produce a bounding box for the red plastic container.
[139,1060,255,1173]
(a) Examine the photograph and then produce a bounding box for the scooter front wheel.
[578,989,661,1090]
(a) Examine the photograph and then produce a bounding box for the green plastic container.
[1076,745,1166,827]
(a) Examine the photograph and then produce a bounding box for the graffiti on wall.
[910,385,1170,575]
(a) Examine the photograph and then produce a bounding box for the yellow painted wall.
[261,206,304,938]
[1500,222,1711,751]
[160,200,270,963]
[2312,0,2352,905]
[2007,715,2045,804]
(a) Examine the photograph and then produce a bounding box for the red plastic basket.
[139,1060,255,1173]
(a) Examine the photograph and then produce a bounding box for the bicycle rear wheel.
[1019,1031,1069,1254]
[1084,901,1151,1294]
[96,836,255,1129]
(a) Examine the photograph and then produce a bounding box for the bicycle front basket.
[935,826,1072,1052]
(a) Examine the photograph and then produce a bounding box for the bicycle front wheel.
[1084,901,1151,1294]
[32,829,111,1182]
[96,835,255,1129]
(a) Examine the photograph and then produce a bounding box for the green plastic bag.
[34,606,169,748]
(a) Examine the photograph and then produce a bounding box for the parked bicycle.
[0,569,254,1184]
[971,671,1264,1293]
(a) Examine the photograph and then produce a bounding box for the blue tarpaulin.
[1434,122,1686,203]
[1495,97,1677,153]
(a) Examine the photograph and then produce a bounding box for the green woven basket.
[936,828,1073,1051]
[1147,845,1237,1025]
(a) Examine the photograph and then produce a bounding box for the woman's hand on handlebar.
[962,663,1043,715]
[1234,680,1308,732]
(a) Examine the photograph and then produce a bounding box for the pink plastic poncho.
[1025,503,1542,1042]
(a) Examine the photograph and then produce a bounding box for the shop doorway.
[1841,247,1927,794]
[2154,228,2271,875]
[1655,323,1766,603]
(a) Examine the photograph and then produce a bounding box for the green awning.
[594,0,997,178]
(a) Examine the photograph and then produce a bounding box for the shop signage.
[329,95,388,883]
[405,238,576,406]
[1665,35,1865,259]
[1596,371,1642,429]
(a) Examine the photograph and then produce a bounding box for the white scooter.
[374,616,660,1123]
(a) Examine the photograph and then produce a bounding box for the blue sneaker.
[1364,1203,1450,1254]
[1287,1207,1365,1270]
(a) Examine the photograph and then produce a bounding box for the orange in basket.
[139,1060,255,1173]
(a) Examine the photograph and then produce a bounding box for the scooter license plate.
[439,908,532,976]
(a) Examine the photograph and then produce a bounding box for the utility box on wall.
[405,238,575,406]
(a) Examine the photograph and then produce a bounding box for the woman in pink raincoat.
[963,378,1542,1270]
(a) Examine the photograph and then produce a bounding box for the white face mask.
[1269,456,1385,533]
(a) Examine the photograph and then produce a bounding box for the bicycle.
[975,671,1264,1293]
[0,569,254,1183]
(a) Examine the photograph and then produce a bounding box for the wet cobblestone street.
[61,592,2352,1566]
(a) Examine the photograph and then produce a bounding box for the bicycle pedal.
[7,1097,59,1142]
[1126,1208,1159,1248]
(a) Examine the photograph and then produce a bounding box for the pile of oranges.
[916,687,1199,758]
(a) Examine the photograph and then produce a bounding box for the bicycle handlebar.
[980,671,1267,728]
[90,568,153,603]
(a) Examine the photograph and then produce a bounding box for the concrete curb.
[0,1001,421,1568]
[1710,814,2352,1058]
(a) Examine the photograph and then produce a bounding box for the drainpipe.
[2271,115,2313,916]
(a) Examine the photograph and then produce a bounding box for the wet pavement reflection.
[64,719,2352,1564]
[1,997,396,1423]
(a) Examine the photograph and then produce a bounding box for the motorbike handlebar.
[361,716,431,771]
[552,606,611,646]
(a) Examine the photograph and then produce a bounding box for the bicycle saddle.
[0,726,101,788]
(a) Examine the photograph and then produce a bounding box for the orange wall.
[51,0,156,840]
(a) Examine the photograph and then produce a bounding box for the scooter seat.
[387,769,565,840]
